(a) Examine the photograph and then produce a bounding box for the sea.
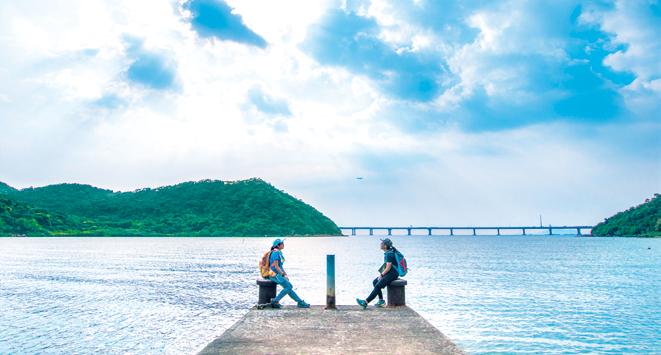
[0,236,659,354]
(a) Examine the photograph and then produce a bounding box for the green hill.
[0,182,16,195]
[592,194,661,237]
[0,178,341,237]
[0,195,74,236]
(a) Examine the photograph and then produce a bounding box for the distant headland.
[0,179,341,237]
[592,193,660,238]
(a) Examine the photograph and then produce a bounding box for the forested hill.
[592,194,660,237]
[0,182,16,195]
[0,178,341,237]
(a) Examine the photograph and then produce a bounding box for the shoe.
[270,298,282,309]
[375,299,386,308]
[356,298,367,310]
[297,301,310,308]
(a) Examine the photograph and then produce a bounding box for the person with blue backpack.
[268,239,311,309]
[356,238,407,309]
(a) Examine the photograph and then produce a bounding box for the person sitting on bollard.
[269,239,311,309]
[356,238,405,309]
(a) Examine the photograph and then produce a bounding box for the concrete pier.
[198,305,464,354]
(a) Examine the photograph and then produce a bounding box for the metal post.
[427,228,432,236]
[326,254,336,309]
[369,228,373,236]
[387,228,392,236]
[351,228,356,236]
[450,228,454,236]
[472,228,476,236]
[577,227,581,236]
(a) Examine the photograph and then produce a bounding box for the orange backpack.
[259,250,276,278]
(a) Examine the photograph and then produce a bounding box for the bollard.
[256,279,277,305]
[326,254,336,309]
[387,279,407,307]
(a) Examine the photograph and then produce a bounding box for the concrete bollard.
[387,279,407,307]
[256,279,277,305]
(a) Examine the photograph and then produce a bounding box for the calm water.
[0,236,659,354]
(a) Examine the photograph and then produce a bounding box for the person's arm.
[380,262,392,277]
[271,253,287,277]
[272,261,286,277]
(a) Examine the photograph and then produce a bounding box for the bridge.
[339,226,593,236]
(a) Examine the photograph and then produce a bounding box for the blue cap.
[272,238,285,248]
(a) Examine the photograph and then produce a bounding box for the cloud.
[93,94,126,110]
[580,0,661,118]
[246,86,292,116]
[335,0,650,132]
[0,0,659,229]
[182,0,267,48]
[302,9,446,102]
[124,37,177,90]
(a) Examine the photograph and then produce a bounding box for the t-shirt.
[269,250,285,274]
[382,250,399,276]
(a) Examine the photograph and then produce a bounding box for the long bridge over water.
[339,225,593,236]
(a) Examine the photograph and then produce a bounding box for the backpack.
[393,249,408,277]
[259,250,276,278]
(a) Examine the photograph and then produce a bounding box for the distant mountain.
[0,179,341,237]
[592,194,660,237]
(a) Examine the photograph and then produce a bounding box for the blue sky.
[0,0,659,226]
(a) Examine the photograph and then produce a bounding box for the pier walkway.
[198,305,465,355]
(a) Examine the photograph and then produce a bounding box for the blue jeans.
[270,274,303,303]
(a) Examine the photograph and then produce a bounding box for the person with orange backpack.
[260,239,310,309]
[356,238,407,309]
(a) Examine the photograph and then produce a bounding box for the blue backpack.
[393,249,408,277]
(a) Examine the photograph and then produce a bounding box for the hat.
[380,238,393,248]
[272,238,285,248]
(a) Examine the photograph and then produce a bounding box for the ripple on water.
[0,236,659,354]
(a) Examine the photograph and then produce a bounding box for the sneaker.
[356,298,367,310]
[270,298,282,309]
[375,299,386,308]
[297,301,310,308]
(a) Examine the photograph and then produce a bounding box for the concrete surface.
[198,305,465,355]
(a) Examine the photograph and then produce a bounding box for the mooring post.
[326,254,336,309]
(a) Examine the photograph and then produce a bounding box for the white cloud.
[0,0,658,227]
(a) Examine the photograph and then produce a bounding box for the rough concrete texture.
[198,305,465,355]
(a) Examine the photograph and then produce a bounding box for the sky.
[0,0,659,227]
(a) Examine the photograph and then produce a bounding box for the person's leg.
[273,275,304,303]
[372,277,383,301]
[366,277,388,303]
[272,274,291,302]
[286,286,303,303]
[366,273,398,303]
